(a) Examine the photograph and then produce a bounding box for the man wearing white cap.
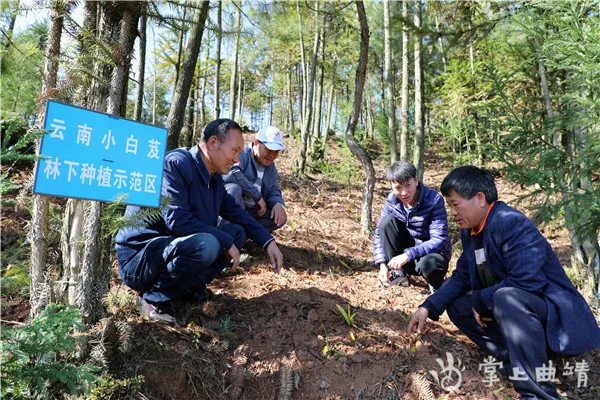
[223,126,287,232]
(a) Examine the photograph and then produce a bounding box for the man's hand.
[378,264,390,285]
[271,203,286,226]
[227,244,240,272]
[266,241,284,273]
[388,253,409,270]
[407,307,429,334]
[256,197,267,217]
[472,308,493,328]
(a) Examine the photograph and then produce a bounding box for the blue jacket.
[222,144,284,208]
[373,182,451,264]
[115,145,273,264]
[422,201,600,355]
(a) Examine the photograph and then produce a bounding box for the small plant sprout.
[336,304,358,327]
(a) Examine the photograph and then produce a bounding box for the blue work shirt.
[116,145,273,264]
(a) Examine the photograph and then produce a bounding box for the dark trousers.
[379,214,448,289]
[447,287,559,400]
[225,183,286,233]
[118,223,246,304]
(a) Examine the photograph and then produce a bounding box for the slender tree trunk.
[383,0,397,163]
[400,0,409,161]
[322,73,335,148]
[134,7,147,121]
[311,25,325,156]
[435,15,447,72]
[296,0,307,132]
[229,1,242,121]
[299,3,320,174]
[237,60,243,122]
[174,6,187,86]
[30,0,67,318]
[213,0,222,119]
[412,0,424,180]
[345,1,374,235]
[2,0,19,50]
[152,23,157,125]
[166,0,210,150]
[287,69,295,131]
[468,16,482,166]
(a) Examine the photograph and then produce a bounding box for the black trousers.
[379,214,448,289]
[447,288,559,399]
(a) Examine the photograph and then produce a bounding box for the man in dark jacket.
[115,119,284,325]
[223,126,287,232]
[373,161,451,289]
[408,166,600,400]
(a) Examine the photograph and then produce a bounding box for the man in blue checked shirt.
[373,161,451,290]
[222,126,287,233]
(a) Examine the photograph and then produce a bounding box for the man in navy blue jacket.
[408,166,600,399]
[223,126,287,232]
[116,119,284,324]
[373,161,451,289]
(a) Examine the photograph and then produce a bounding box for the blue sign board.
[33,100,167,207]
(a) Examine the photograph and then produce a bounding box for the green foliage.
[0,263,30,298]
[319,141,362,185]
[0,21,46,121]
[1,119,44,204]
[1,304,101,399]
[336,303,358,327]
[87,374,144,400]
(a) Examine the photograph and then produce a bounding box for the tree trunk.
[296,0,307,132]
[412,0,424,181]
[229,1,242,121]
[383,0,398,163]
[166,0,210,150]
[322,74,335,148]
[311,24,326,156]
[345,1,374,235]
[237,60,243,122]
[134,7,147,121]
[81,2,141,323]
[299,2,320,174]
[2,0,19,50]
[174,6,187,86]
[30,0,67,318]
[400,0,409,161]
[287,69,295,131]
[213,0,222,119]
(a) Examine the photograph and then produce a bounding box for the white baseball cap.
[256,126,287,151]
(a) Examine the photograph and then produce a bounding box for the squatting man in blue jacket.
[373,161,451,290]
[408,166,600,400]
[115,119,284,325]
[222,126,287,232]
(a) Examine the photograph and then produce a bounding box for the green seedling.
[399,312,411,325]
[336,304,358,327]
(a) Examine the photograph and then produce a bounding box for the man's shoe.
[384,270,409,287]
[181,286,208,304]
[137,297,177,325]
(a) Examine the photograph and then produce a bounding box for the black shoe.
[181,286,208,304]
[137,297,177,325]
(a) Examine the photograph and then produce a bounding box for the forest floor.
[2,132,600,400]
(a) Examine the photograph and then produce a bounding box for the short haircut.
[441,166,498,203]
[386,161,418,184]
[198,119,242,143]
